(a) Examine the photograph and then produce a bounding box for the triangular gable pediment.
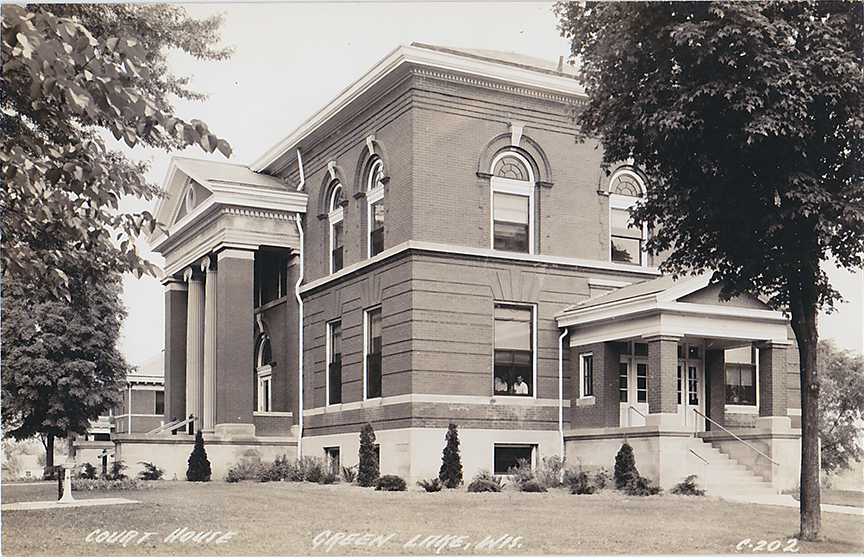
[171,178,213,226]
[677,282,769,310]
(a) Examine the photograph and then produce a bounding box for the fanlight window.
[328,182,344,273]
[493,156,530,181]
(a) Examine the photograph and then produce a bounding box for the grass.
[2,481,862,556]
[790,489,863,508]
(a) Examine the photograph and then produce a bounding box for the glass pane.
[619,362,628,402]
[332,245,343,272]
[494,445,533,474]
[330,323,342,361]
[634,343,648,357]
[493,156,530,181]
[329,360,342,404]
[611,207,640,238]
[494,221,530,253]
[494,306,532,350]
[612,237,642,264]
[370,227,384,257]
[494,192,529,223]
[611,174,642,197]
[688,346,700,360]
[367,353,382,399]
[725,346,752,364]
[369,309,382,344]
[330,184,343,212]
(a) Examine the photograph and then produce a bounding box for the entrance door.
[619,358,649,427]
[677,361,705,430]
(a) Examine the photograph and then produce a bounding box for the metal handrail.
[693,408,779,466]
[627,405,646,427]
[689,449,709,492]
[147,416,196,436]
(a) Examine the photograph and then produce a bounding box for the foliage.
[78,463,97,480]
[670,475,706,496]
[1,4,233,298]
[375,474,407,491]
[625,475,662,497]
[186,430,211,482]
[818,341,864,474]
[1,268,128,469]
[564,467,595,495]
[107,460,127,480]
[357,422,379,487]
[593,467,611,490]
[72,478,151,491]
[535,455,565,488]
[225,457,264,483]
[518,479,547,493]
[417,478,443,492]
[556,1,863,538]
[438,423,463,488]
[340,465,357,484]
[298,456,325,483]
[614,443,638,489]
[507,458,536,488]
[137,462,164,481]
[466,469,504,493]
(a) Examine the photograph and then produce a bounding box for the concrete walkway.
[722,493,864,516]
[2,498,138,511]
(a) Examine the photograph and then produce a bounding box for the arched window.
[491,152,534,254]
[609,168,647,265]
[255,333,272,413]
[328,182,344,273]
[366,157,385,258]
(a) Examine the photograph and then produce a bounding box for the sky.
[117,1,863,366]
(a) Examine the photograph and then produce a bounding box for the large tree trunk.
[789,275,822,541]
[44,434,54,472]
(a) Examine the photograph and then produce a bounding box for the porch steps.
[686,438,778,498]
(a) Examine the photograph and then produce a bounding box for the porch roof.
[556,274,791,347]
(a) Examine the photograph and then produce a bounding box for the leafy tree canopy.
[1,4,233,298]
[818,340,864,475]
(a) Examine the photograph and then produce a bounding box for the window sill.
[253,411,293,418]
[576,396,595,407]
[725,405,758,414]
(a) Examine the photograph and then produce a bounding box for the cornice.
[412,67,584,106]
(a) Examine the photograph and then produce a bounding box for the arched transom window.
[491,152,535,254]
[255,333,272,413]
[366,157,385,258]
[328,181,344,273]
[609,168,647,266]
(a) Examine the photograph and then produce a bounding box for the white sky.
[117,2,863,366]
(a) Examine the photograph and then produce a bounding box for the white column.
[202,257,217,432]
[184,268,205,429]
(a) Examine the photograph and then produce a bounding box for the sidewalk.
[2,498,138,511]
[722,493,864,516]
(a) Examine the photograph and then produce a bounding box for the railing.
[693,408,779,466]
[628,405,646,427]
[146,415,196,436]
[689,449,709,492]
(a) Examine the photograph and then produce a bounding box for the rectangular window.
[611,206,643,265]
[636,362,648,403]
[493,192,530,253]
[254,249,289,307]
[325,447,340,474]
[493,304,533,396]
[725,346,757,405]
[327,321,342,405]
[155,391,165,415]
[365,308,382,399]
[331,221,344,273]
[619,362,628,402]
[370,201,384,257]
[580,353,593,398]
[494,445,535,475]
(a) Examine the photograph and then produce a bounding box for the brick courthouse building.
[116,44,801,493]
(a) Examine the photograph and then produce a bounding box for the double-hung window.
[367,158,385,258]
[256,334,272,413]
[327,321,342,405]
[491,153,534,254]
[609,169,646,265]
[725,345,758,406]
[365,307,382,399]
[493,304,534,396]
[328,183,344,273]
[580,353,594,398]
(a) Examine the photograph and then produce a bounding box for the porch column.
[758,340,791,418]
[214,248,255,437]
[646,335,680,415]
[202,257,217,432]
[163,278,187,423]
[184,268,205,429]
[705,349,726,429]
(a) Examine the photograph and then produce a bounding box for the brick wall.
[164,282,187,423]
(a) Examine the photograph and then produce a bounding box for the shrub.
[186,431,211,482]
[624,475,661,496]
[670,475,705,496]
[507,458,535,489]
[72,478,152,491]
[357,423,379,487]
[417,478,443,492]
[225,457,264,483]
[535,455,564,488]
[107,460,128,480]
[341,465,357,484]
[438,423,463,488]
[300,456,325,483]
[319,469,338,484]
[137,462,164,481]
[78,463,97,480]
[565,470,595,495]
[375,474,407,491]
[614,442,638,489]
[593,467,611,490]
[518,479,547,492]
[466,469,504,493]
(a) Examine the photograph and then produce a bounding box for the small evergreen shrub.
[137,462,164,481]
[357,423,379,487]
[186,431,212,482]
[670,475,705,496]
[614,442,638,489]
[340,465,357,483]
[78,463,97,480]
[466,469,504,492]
[107,460,128,480]
[438,423,463,488]
[375,474,407,491]
[417,478,443,492]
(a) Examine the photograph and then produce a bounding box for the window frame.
[609,168,647,266]
[326,319,342,406]
[490,152,535,255]
[493,444,537,475]
[725,345,760,410]
[492,302,537,398]
[328,182,344,274]
[363,306,383,400]
[255,333,273,413]
[579,353,594,399]
[366,157,385,258]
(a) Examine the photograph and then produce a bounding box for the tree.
[1,261,129,471]
[556,1,863,539]
[438,423,463,488]
[186,430,211,482]
[818,341,864,475]
[613,442,638,490]
[357,422,379,487]
[1,4,232,298]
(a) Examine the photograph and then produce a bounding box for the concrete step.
[688,436,778,497]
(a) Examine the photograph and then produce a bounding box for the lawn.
[2,481,862,556]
